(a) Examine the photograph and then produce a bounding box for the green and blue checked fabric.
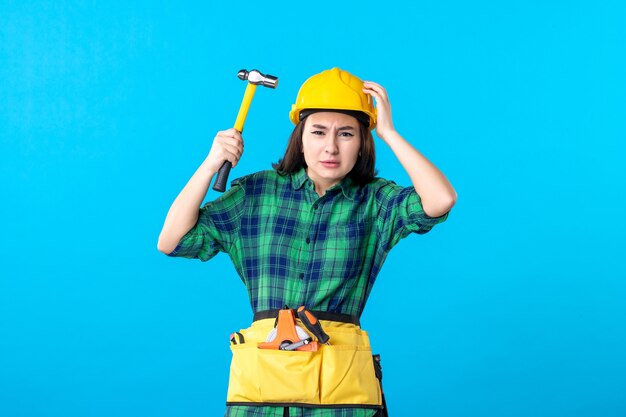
[224,406,381,417]
[168,167,449,417]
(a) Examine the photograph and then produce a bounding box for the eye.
[338,131,355,138]
[311,130,325,136]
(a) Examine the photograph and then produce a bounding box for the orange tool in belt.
[258,308,318,352]
[297,306,331,345]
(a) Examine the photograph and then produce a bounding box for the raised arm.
[363,81,457,217]
[157,128,244,254]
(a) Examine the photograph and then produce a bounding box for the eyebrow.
[311,124,356,131]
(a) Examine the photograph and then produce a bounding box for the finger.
[216,129,243,143]
[211,137,243,163]
[221,127,241,137]
[215,134,244,153]
[225,149,243,167]
[362,84,384,98]
[216,134,243,147]
[363,81,388,97]
[363,80,385,91]
[221,142,244,159]
[363,86,381,97]
[363,87,385,106]
[363,89,389,102]
[214,136,243,155]
[215,147,241,168]
[216,131,241,142]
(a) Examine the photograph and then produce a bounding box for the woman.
[158,67,456,417]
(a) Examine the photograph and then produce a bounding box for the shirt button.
[299,273,305,279]
[313,204,318,210]
[306,238,310,244]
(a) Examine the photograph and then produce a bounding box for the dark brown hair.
[272,117,377,186]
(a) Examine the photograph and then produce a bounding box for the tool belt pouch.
[226,319,382,407]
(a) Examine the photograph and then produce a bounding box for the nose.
[324,135,338,155]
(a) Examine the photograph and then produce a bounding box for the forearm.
[361,81,456,217]
[383,131,457,217]
[158,127,244,254]
[157,162,216,254]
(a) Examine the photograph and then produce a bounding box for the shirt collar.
[290,167,357,201]
[291,167,309,190]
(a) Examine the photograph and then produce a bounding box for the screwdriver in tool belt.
[297,306,330,345]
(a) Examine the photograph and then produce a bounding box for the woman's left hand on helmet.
[363,81,395,141]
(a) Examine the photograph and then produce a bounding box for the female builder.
[158,68,457,417]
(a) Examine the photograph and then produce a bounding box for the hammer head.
[238,69,278,88]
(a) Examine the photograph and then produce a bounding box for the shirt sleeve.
[167,180,246,262]
[375,181,450,250]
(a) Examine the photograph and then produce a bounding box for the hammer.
[212,69,279,192]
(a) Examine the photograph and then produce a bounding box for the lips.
[321,161,340,168]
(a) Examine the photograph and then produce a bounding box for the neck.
[314,184,326,197]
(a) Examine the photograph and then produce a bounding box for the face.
[302,112,361,194]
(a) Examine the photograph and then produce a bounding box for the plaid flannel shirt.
[168,168,449,417]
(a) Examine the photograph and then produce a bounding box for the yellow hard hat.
[289,67,377,130]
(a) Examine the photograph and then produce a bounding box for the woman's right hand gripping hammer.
[203,128,244,177]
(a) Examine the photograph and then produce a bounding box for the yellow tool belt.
[226,311,383,408]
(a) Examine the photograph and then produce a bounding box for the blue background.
[2,1,625,416]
